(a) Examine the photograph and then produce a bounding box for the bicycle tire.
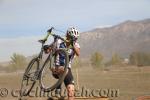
[20,58,39,97]
[40,49,69,92]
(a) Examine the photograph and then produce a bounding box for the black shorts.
[52,68,74,87]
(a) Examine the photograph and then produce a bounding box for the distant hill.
[79,19,150,60]
[1,18,150,65]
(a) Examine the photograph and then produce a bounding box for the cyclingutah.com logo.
[0,86,119,98]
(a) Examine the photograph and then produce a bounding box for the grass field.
[0,65,150,100]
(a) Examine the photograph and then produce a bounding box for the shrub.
[129,52,150,66]
[90,52,104,68]
[10,53,27,71]
[105,53,122,66]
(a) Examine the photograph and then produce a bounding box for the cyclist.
[48,27,80,100]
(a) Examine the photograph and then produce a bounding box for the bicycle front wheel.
[40,49,69,92]
[20,58,39,97]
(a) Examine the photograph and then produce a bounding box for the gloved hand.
[70,36,77,46]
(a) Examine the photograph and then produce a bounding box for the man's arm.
[73,44,80,56]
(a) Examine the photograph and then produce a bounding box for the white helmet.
[66,27,79,39]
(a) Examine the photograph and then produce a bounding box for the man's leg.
[66,84,74,100]
[64,68,75,100]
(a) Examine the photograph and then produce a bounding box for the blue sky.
[0,0,150,62]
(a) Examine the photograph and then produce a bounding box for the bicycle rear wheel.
[40,49,69,92]
[20,58,39,97]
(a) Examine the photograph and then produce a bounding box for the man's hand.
[51,66,65,75]
[70,36,77,46]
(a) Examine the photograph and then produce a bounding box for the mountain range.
[79,18,150,60]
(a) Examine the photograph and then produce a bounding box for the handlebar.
[39,27,69,44]
[47,27,54,33]
[51,34,68,42]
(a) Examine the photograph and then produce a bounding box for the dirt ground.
[0,66,150,100]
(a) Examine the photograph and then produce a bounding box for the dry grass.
[0,65,150,100]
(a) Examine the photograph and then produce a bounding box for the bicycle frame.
[31,31,68,81]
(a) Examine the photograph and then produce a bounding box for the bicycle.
[20,27,70,97]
